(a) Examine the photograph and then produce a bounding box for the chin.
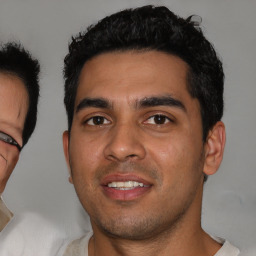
[93,212,181,241]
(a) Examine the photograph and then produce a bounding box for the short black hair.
[64,5,224,141]
[0,42,40,147]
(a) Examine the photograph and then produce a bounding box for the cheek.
[147,134,203,183]
[0,151,19,193]
[147,135,187,167]
[0,155,7,182]
[69,135,103,180]
[68,137,103,208]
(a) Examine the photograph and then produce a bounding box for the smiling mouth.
[107,181,150,190]
[101,174,152,200]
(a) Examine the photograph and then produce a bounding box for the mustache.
[94,161,161,184]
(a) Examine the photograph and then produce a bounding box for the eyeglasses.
[0,131,22,151]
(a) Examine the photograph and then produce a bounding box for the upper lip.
[101,174,152,186]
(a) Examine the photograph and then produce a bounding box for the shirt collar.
[0,196,13,232]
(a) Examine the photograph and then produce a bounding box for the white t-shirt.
[0,211,66,256]
[60,232,240,256]
[0,197,13,232]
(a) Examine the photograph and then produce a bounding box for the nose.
[103,122,146,162]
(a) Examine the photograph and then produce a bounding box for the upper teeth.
[108,181,145,188]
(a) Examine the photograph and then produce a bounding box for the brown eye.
[154,115,168,124]
[146,114,171,125]
[86,116,110,126]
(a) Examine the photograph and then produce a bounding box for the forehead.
[76,50,191,105]
[0,73,29,137]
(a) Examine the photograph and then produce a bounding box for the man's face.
[0,73,28,193]
[63,51,210,239]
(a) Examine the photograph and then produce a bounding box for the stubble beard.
[71,156,204,242]
[91,201,191,242]
[78,163,200,241]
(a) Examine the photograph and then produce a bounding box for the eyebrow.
[76,95,186,113]
[137,95,186,112]
[76,98,111,113]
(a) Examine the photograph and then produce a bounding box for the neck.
[90,230,220,256]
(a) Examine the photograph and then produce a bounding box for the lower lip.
[102,186,151,201]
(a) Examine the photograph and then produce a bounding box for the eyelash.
[83,114,173,126]
[144,114,173,125]
[85,116,111,126]
[0,131,21,151]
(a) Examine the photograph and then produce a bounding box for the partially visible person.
[0,42,39,231]
[0,43,65,255]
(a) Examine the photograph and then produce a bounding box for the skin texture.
[63,50,226,256]
[0,73,28,193]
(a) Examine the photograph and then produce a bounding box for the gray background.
[0,0,255,252]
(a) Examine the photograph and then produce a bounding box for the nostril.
[123,154,141,162]
[106,153,142,162]
[128,154,137,158]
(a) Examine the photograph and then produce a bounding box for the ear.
[62,131,73,184]
[203,121,226,176]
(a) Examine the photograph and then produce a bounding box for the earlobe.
[62,131,73,184]
[203,121,226,176]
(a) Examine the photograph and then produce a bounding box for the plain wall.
[0,0,255,252]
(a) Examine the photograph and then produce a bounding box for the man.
[62,5,240,256]
[0,43,39,231]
